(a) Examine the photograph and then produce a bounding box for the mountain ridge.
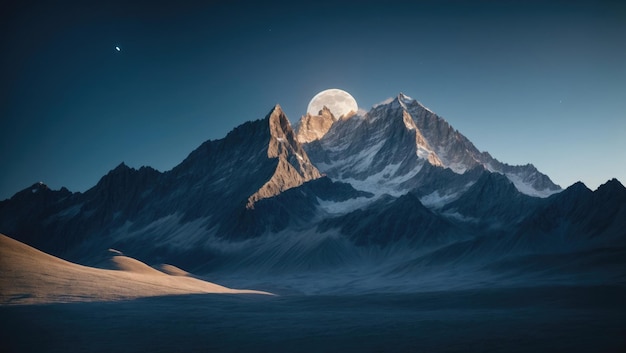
[0,93,623,293]
[247,104,321,208]
[299,93,561,198]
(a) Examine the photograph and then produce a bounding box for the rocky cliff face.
[299,93,561,198]
[247,105,321,208]
[1,94,623,289]
[0,105,328,259]
[295,106,337,144]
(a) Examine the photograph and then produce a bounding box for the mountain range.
[1,93,624,294]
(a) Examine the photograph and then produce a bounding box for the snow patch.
[372,97,394,108]
[351,139,387,172]
[337,163,423,197]
[399,93,414,103]
[416,146,435,161]
[317,196,377,215]
[420,191,461,208]
[445,162,468,174]
[415,100,434,114]
[441,211,478,223]
[505,173,561,198]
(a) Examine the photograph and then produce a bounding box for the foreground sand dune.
[0,234,272,305]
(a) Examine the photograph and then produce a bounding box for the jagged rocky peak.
[596,178,625,192]
[320,105,335,119]
[91,162,160,190]
[267,104,316,170]
[302,92,561,197]
[247,105,322,208]
[395,92,414,108]
[296,106,336,144]
[373,93,423,113]
[356,93,444,168]
[593,178,626,203]
[7,181,72,201]
[5,181,48,201]
[30,181,51,193]
[398,92,433,111]
[385,93,561,196]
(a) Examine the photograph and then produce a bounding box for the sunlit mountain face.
[2,94,625,353]
[1,94,623,290]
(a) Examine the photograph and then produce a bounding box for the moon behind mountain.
[307,89,358,119]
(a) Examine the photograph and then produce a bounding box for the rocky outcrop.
[296,106,336,143]
[247,105,321,208]
[302,93,561,197]
[402,110,443,167]
[0,97,623,282]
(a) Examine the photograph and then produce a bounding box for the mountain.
[398,179,626,287]
[318,192,466,247]
[168,104,320,213]
[0,105,347,264]
[0,93,623,294]
[246,105,321,208]
[511,178,626,251]
[302,93,561,198]
[441,171,543,229]
[296,106,337,143]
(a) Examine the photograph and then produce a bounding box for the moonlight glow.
[307,89,358,119]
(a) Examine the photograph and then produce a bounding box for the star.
[115,46,121,52]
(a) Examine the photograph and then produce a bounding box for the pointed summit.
[247,105,321,208]
[320,105,336,119]
[302,92,561,197]
[397,92,413,107]
[395,93,434,112]
[296,106,336,143]
[596,178,625,193]
[9,181,56,201]
[594,178,626,204]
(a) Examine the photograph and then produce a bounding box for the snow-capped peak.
[398,92,414,104]
[375,93,417,112]
[302,92,561,198]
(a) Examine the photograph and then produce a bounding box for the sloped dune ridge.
[0,234,272,305]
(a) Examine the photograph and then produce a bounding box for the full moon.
[307,89,358,119]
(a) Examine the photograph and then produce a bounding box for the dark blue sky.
[2,0,625,199]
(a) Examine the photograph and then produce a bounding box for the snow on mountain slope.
[299,93,561,198]
[2,94,623,295]
[0,105,328,261]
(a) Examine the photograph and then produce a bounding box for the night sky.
[2,0,625,200]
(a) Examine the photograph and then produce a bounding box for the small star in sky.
[115,46,121,52]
